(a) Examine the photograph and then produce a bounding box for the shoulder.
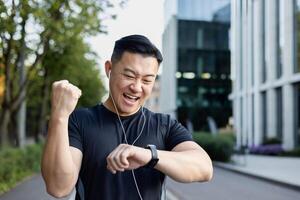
[142,107,175,126]
[70,104,101,123]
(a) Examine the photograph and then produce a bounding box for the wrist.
[49,114,69,124]
[144,144,159,168]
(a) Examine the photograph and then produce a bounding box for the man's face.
[107,52,159,116]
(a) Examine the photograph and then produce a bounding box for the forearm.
[155,148,213,183]
[41,116,76,196]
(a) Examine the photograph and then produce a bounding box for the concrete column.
[236,98,242,147]
[233,0,243,147]
[266,90,277,138]
[161,17,178,118]
[242,0,248,146]
[253,0,264,145]
[230,0,237,143]
[246,0,254,146]
[282,0,296,150]
[236,0,242,93]
[282,85,296,150]
[230,0,236,83]
[265,0,279,139]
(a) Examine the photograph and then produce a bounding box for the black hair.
[111,34,163,65]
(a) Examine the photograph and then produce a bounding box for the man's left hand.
[106,144,151,174]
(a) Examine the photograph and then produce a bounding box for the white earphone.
[108,70,111,79]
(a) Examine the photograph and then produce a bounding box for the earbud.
[108,70,111,79]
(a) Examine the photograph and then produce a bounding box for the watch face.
[145,144,159,168]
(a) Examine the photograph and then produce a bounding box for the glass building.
[161,0,231,131]
[230,0,300,150]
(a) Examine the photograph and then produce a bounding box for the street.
[166,167,300,200]
[1,167,299,200]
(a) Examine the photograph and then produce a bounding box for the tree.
[0,0,125,147]
[29,36,105,142]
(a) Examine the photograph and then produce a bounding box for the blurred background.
[0,0,300,199]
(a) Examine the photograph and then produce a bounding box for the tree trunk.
[0,108,11,147]
[10,109,18,146]
[36,68,50,142]
[16,16,27,147]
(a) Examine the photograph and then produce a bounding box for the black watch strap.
[144,144,159,168]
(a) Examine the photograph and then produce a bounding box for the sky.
[87,0,164,79]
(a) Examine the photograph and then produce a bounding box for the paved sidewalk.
[0,175,75,200]
[0,174,176,200]
[214,154,300,190]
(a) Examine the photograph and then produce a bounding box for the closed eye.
[123,73,135,79]
[143,79,153,84]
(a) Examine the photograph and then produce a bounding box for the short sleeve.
[165,117,193,150]
[68,111,83,152]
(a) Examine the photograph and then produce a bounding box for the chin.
[119,105,140,115]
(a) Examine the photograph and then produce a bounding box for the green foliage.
[0,0,124,146]
[0,143,43,195]
[281,147,300,157]
[193,132,235,162]
[263,137,282,145]
[44,36,105,107]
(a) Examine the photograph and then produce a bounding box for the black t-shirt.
[68,104,193,200]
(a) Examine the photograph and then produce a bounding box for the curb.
[213,162,300,191]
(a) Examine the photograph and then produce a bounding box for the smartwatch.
[144,144,159,168]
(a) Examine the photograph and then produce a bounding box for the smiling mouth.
[123,93,140,102]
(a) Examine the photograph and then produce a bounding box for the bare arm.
[41,80,82,198]
[106,141,213,183]
[155,141,213,183]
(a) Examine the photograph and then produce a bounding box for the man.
[41,35,213,200]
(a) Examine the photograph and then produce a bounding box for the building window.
[197,28,204,48]
[262,92,267,142]
[276,87,283,141]
[252,94,255,146]
[296,84,300,145]
[197,56,204,76]
[240,97,243,145]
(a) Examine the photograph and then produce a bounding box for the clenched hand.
[51,80,82,118]
[106,144,152,174]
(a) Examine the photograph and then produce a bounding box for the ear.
[105,61,112,78]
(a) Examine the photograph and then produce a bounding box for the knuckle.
[113,156,118,162]
[58,82,67,89]
[119,144,125,148]
[106,155,112,162]
[120,153,127,160]
[52,82,57,88]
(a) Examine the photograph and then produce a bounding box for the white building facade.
[161,0,230,118]
[230,0,300,150]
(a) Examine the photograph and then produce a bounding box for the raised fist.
[51,80,82,118]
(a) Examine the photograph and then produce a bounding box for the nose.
[130,79,143,93]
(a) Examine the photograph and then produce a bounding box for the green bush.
[193,132,235,162]
[263,137,282,145]
[0,143,43,195]
[280,147,300,157]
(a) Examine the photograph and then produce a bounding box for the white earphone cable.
[108,72,166,200]
[109,89,145,200]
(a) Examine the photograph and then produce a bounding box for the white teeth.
[124,94,139,100]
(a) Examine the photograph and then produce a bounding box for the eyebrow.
[123,68,156,78]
